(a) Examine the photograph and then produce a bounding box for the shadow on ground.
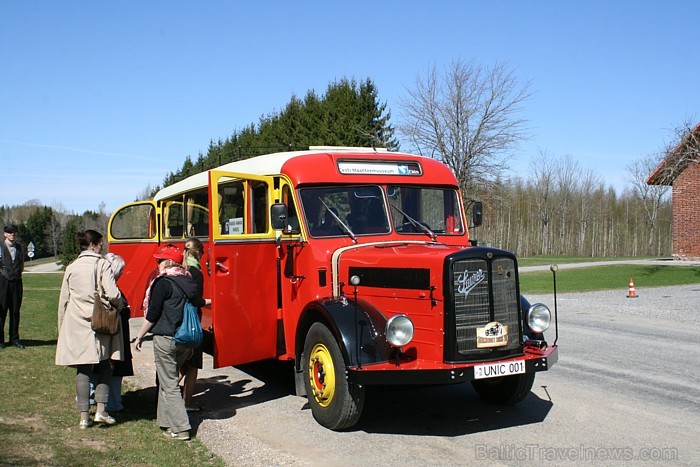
[357,383,553,436]
[133,359,554,437]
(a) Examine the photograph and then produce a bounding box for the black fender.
[520,294,544,341]
[295,298,394,377]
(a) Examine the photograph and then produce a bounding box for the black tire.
[302,322,365,430]
[471,372,535,405]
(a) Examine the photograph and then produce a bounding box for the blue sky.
[1,1,697,214]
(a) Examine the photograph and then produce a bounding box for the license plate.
[473,360,526,379]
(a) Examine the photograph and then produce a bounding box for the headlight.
[527,303,551,333]
[385,314,414,348]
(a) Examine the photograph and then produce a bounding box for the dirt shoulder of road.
[25,261,63,273]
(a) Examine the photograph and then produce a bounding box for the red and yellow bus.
[108,146,558,430]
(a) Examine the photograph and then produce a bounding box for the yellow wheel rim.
[308,343,336,408]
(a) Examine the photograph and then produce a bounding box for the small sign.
[28,242,35,253]
[27,251,35,258]
[338,160,422,176]
[225,218,244,234]
[476,322,509,348]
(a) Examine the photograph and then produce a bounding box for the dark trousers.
[0,276,22,344]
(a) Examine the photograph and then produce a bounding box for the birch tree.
[530,150,556,255]
[629,153,670,254]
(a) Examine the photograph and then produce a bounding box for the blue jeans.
[106,376,124,412]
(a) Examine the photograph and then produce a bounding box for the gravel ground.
[528,283,700,324]
[127,320,306,466]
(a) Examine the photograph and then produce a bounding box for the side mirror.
[472,201,483,227]
[270,203,288,231]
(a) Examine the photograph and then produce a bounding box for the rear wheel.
[303,322,365,430]
[471,372,535,405]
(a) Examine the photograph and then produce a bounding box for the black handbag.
[91,259,120,335]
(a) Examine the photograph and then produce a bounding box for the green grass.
[519,264,700,294]
[0,273,224,466]
[516,255,657,267]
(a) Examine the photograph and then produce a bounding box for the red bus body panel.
[108,150,557,382]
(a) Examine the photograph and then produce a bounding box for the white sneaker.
[94,412,116,425]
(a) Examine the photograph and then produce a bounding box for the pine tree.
[163,77,396,187]
[59,217,81,266]
[24,207,53,259]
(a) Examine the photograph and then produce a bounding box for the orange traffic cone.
[627,278,638,298]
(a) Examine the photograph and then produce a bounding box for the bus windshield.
[299,185,464,238]
[300,186,389,237]
[387,186,464,235]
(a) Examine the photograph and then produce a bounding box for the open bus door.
[107,201,160,318]
[207,170,280,368]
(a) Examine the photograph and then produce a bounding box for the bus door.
[208,170,280,367]
[107,201,160,318]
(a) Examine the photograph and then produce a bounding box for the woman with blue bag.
[133,244,203,441]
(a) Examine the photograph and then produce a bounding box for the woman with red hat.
[133,244,203,441]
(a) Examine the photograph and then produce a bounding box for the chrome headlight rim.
[385,314,414,348]
[527,303,551,333]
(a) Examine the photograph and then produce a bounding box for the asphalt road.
[128,282,700,466]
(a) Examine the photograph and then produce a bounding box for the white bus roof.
[153,147,389,202]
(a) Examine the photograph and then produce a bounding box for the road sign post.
[27,242,35,264]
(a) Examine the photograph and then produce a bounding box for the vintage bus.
[108,146,558,430]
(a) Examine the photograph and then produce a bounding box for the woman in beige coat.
[56,230,125,429]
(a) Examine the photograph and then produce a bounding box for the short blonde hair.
[104,252,126,280]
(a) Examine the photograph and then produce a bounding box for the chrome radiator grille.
[452,256,520,355]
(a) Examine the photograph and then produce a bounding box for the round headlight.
[385,314,414,348]
[527,303,551,333]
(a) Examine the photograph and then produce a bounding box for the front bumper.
[348,344,558,386]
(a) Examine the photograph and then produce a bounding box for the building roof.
[647,122,700,185]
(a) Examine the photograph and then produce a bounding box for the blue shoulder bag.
[167,279,203,348]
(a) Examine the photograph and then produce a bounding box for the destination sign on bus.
[337,160,422,176]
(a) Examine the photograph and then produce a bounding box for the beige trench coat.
[55,250,125,366]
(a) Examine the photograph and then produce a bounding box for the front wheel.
[303,322,365,430]
[471,372,535,405]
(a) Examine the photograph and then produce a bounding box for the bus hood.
[331,240,467,300]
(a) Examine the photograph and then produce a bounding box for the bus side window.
[185,188,209,237]
[251,181,268,234]
[110,203,156,239]
[281,184,300,234]
[219,181,244,235]
[163,200,184,239]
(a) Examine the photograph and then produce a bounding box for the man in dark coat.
[0,224,25,349]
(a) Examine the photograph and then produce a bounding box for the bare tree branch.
[647,117,700,185]
[399,59,532,199]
